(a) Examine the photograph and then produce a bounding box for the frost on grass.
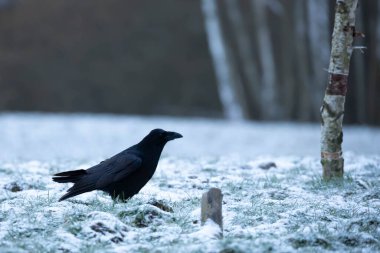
[0,152,379,253]
[0,114,379,252]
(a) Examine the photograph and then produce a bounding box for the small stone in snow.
[240,165,252,170]
[90,222,117,235]
[4,182,24,192]
[258,162,277,170]
[220,248,243,253]
[148,199,174,213]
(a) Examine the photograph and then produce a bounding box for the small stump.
[201,187,223,237]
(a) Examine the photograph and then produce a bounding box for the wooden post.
[201,187,223,237]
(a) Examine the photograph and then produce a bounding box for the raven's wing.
[91,153,142,189]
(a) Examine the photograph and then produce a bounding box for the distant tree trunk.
[368,1,380,125]
[201,0,247,120]
[321,0,359,179]
[224,0,261,119]
[307,0,330,119]
[352,8,366,123]
[294,0,313,121]
[250,0,279,120]
[377,1,380,61]
[374,1,380,124]
[280,2,297,119]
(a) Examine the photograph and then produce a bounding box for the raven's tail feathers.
[58,181,96,201]
[53,169,96,201]
[52,169,87,183]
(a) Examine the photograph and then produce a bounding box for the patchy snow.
[0,113,379,252]
[191,219,222,240]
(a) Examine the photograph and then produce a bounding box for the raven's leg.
[107,190,129,203]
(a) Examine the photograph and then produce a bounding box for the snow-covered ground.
[0,113,379,252]
[1,113,379,161]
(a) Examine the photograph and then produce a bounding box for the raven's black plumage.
[53,129,182,201]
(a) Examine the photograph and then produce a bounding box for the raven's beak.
[165,131,183,141]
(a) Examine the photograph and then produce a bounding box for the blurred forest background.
[0,0,378,125]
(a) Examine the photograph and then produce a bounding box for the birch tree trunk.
[321,0,359,179]
[201,0,246,121]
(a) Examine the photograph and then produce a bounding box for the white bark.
[321,0,359,179]
[250,0,279,120]
[328,0,358,75]
[201,0,245,121]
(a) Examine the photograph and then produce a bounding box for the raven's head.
[143,128,183,145]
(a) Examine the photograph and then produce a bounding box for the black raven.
[53,129,182,201]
